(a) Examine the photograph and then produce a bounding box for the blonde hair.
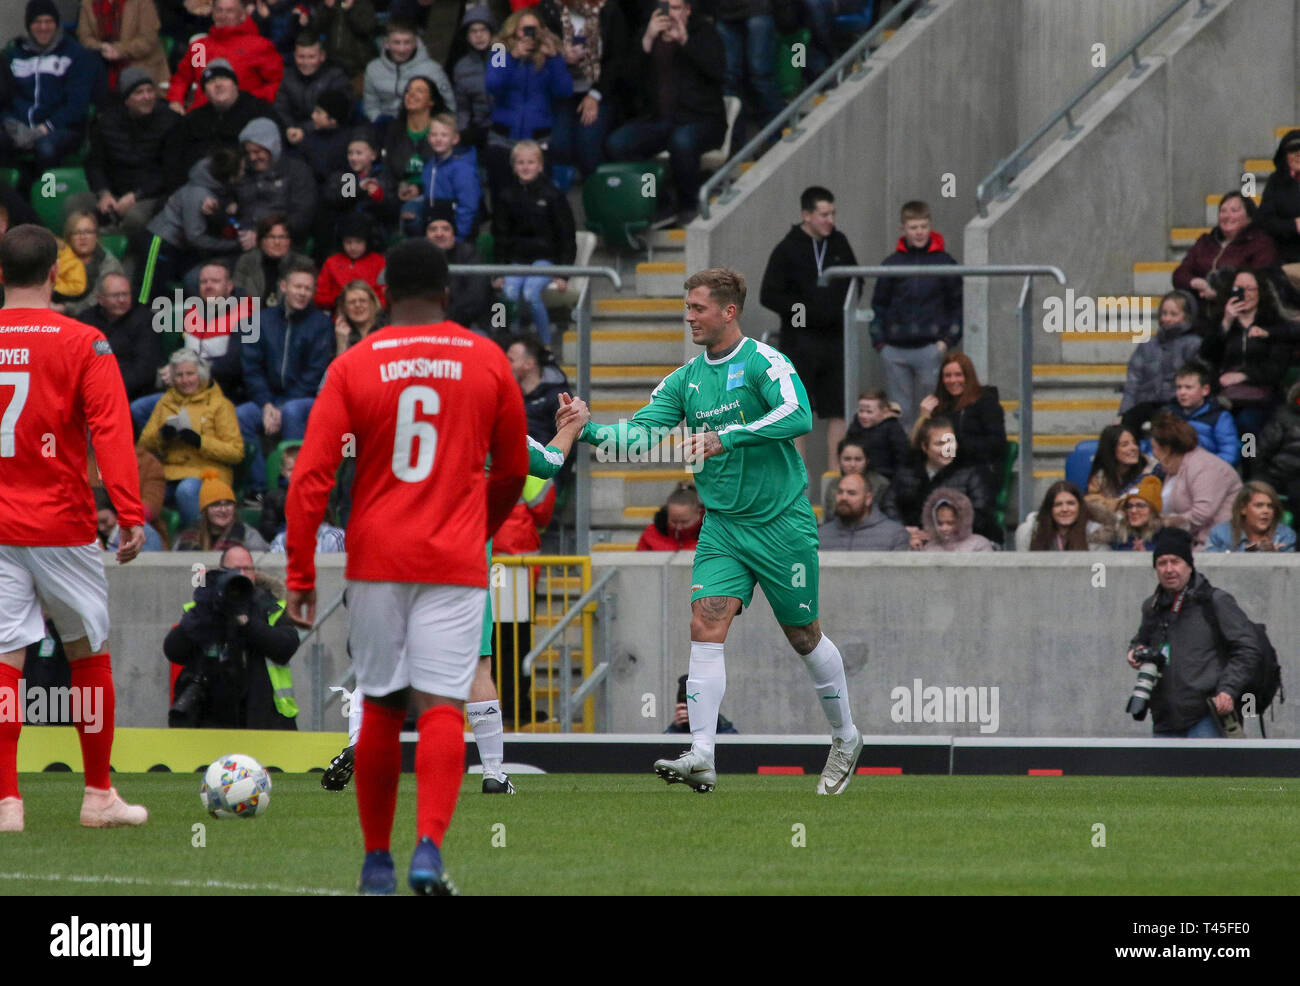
[429,111,458,133]
[495,10,557,71]
[511,140,544,165]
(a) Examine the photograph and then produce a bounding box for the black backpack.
[1204,591,1285,735]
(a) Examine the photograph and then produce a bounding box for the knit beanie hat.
[201,58,240,87]
[26,0,59,28]
[119,67,154,98]
[1151,526,1194,569]
[199,469,237,512]
[1121,475,1163,515]
[427,199,457,226]
[315,89,351,127]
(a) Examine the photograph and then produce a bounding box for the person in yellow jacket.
[139,349,244,528]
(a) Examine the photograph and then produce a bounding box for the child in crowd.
[1118,291,1204,435]
[844,390,909,479]
[405,112,480,240]
[320,129,397,252]
[492,140,575,345]
[1165,362,1239,467]
[451,6,496,153]
[316,213,386,313]
[295,88,353,186]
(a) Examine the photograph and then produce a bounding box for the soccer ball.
[201,754,272,819]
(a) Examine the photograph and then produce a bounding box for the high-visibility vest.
[180,597,299,720]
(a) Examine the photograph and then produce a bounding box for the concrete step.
[562,327,684,364]
[1273,126,1300,140]
[1133,261,1176,296]
[1032,363,1127,388]
[635,260,687,297]
[561,364,678,386]
[1060,330,1146,362]
[1205,192,1261,227]
[594,467,696,507]
[648,228,686,251]
[1170,226,1208,249]
[1242,160,1273,190]
[594,296,683,322]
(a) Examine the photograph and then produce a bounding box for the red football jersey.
[0,307,144,544]
[286,321,529,591]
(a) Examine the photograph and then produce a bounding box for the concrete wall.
[965,0,1294,393]
[591,552,1300,739]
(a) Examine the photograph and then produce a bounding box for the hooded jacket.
[165,90,282,192]
[1172,224,1277,291]
[421,145,482,241]
[760,224,858,344]
[139,381,245,483]
[1130,571,1264,732]
[920,488,994,552]
[869,232,963,349]
[485,48,573,139]
[1256,128,1300,263]
[637,506,703,551]
[167,16,284,110]
[3,24,97,132]
[147,156,242,254]
[234,117,319,241]
[84,99,180,199]
[239,300,335,408]
[1120,315,1204,413]
[363,37,455,121]
[818,506,910,551]
[1167,397,1239,466]
[452,6,496,142]
[1257,380,1300,490]
[883,451,1000,543]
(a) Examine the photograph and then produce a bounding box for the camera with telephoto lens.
[168,569,255,727]
[1125,644,1164,720]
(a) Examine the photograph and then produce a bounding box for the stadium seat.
[993,439,1018,531]
[264,440,300,493]
[0,166,18,189]
[543,229,597,312]
[1064,440,1099,493]
[700,96,743,174]
[159,508,180,543]
[476,230,494,262]
[100,232,128,259]
[582,161,666,254]
[29,167,90,232]
[776,29,810,99]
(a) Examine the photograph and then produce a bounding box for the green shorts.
[690,499,821,626]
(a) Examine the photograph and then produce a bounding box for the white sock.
[467,700,505,775]
[802,635,857,742]
[347,687,363,747]
[687,641,726,759]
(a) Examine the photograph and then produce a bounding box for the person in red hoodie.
[637,482,704,551]
[315,213,386,312]
[167,0,285,112]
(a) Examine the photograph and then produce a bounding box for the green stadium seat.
[776,29,810,99]
[582,161,666,253]
[30,167,90,232]
[475,230,494,262]
[0,166,18,189]
[993,439,1019,531]
[238,506,261,529]
[160,508,181,543]
[265,440,302,492]
[100,232,128,259]
[163,35,175,59]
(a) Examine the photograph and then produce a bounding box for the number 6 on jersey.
[392,384,439,482]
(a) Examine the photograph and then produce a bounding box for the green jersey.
[581,336,812,524]
[527,436,565,479]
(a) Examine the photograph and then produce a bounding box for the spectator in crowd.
[800,0,838,79]
[256,439,298,542]
[167,0,284,112]
[87,437,168,543]
[1198,268,1294,440]
[913,351,1006,485]
[318,0,378,79]
[919,488,994,553]
[1173,191,1275,306]
[320,129,397,243]
[539,0,635,181]
[55,211,124,316]
[238,256,333,498]
[95,487,165,551]
[507,333,568,445]
[405,112,481,239]
[822,437,889,521]
[269,517,346,553]
[493,141,575,344]
[1015,480,1107,552]
[139,350,245,528]
[760,186,858,466]
[0,0,98,178]
[883,417,999,544]
[1118,291,1205,434]
[46,236,88,307]
[637,482,704,550]
[164,59,282,191]
[1204,481,1296,553]
[819,473,909,551]
[250,0,317,65]
[1165,362,1239,467]
[605,0,724,225]
[869,200,962,431]
[232,214,310,306]
[483,9,572,205]
[715,0,784,134]
[363,20,454,129]
[450,5,497,154]
[382,75,448,230]
[1258,380,1300,511]
[173,473,270,550]
[1127,527,1264,738]
[79,68,179,242]
[844,389,909,479]
[145,146,244,296]
[80,272,163,402]
[315,212,385,313]
[426,203,491,333]
[164,543,297,729]
[289,87,353,188]
[1149,411,1242,549]
[1110,476,1164,552]
[1255,129,1300,289]
[332,278,386,355]
[666,673,736,735]
[1085,423,1154,525]
[76,0,170,91]
[159,0,214,58]
[234,117,318,247]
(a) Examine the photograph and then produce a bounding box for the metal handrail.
[975,0,1215,217]
[697,0,931,219]
[818,263,1066,527]
[522,568,618,677]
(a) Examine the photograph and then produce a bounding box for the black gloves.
[179,428,202,448]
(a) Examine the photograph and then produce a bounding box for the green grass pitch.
[2,773,1297,895]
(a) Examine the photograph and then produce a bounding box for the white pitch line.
[0,871,347,896]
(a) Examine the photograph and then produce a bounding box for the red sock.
[355,700,405,853]
[415,705,465,847]
[70,653,115,790]
[0,664,22,801]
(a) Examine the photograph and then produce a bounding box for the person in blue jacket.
[1165,363,1240,468]
[402,111,481,239]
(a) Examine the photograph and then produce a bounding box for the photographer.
[1126,528,1263,738]
[164,545,300,729]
